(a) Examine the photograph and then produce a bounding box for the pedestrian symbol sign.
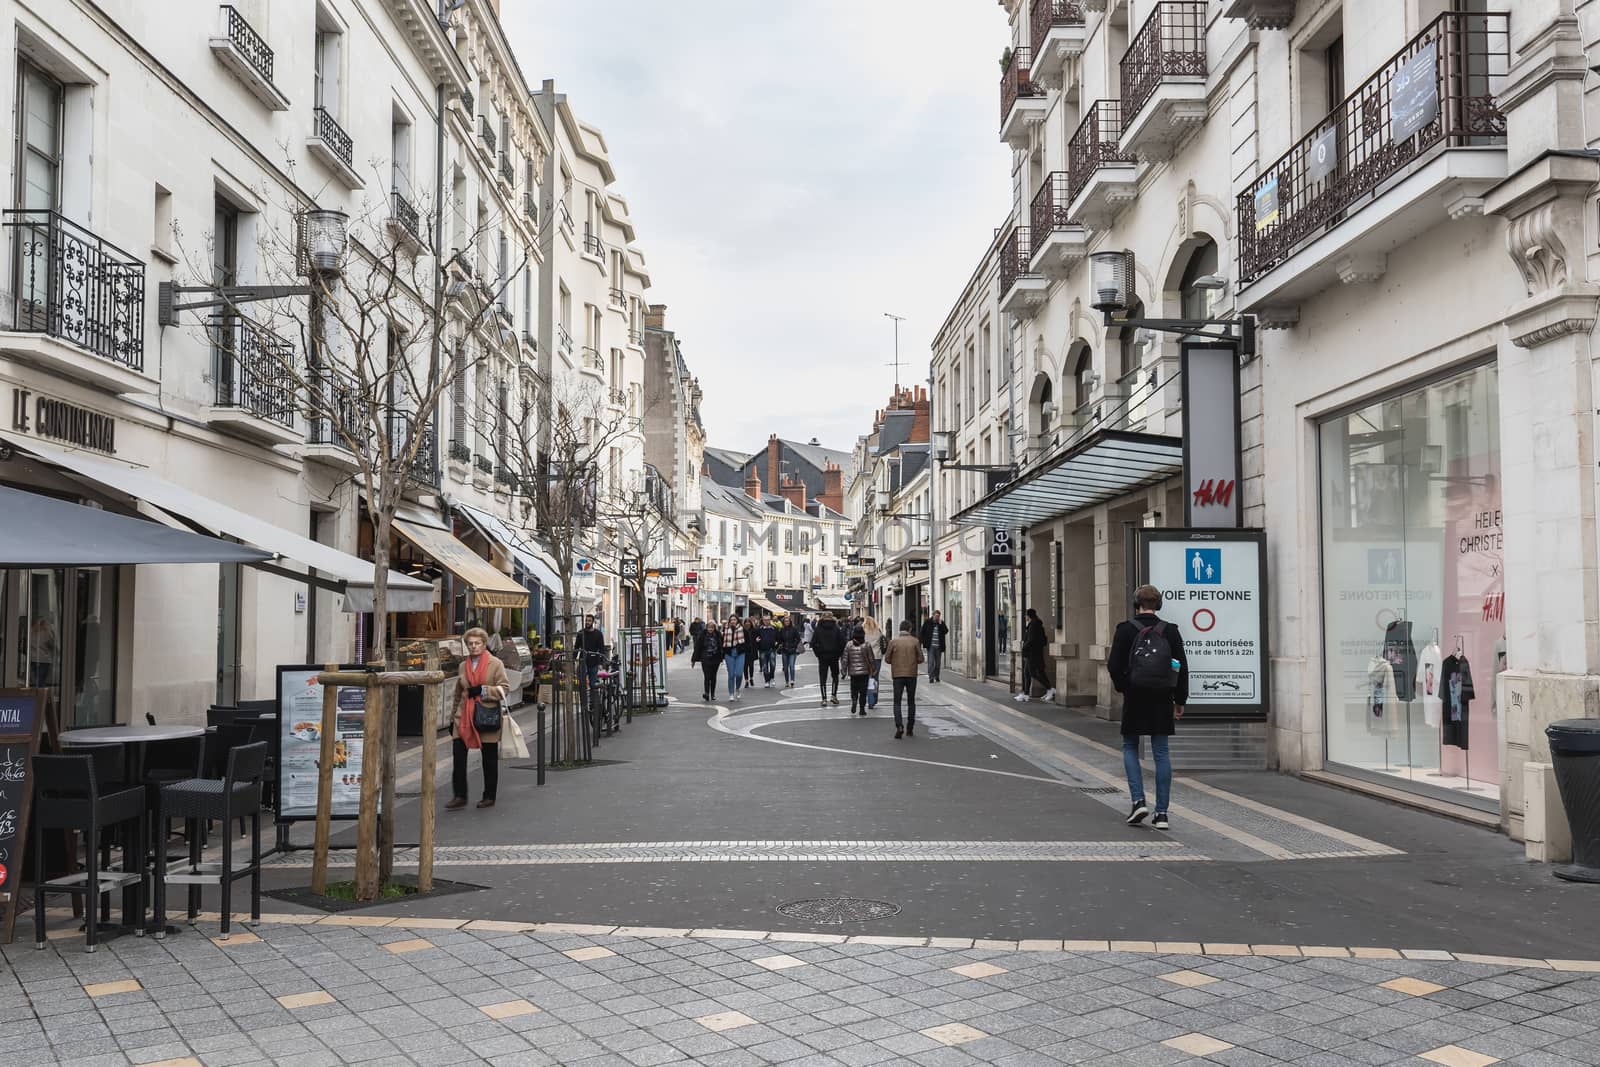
[1186,548,1221,585]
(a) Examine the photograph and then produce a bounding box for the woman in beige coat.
[449,627,511,810]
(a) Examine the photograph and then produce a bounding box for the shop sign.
[679,585,695,594]
[621,558,641,579]
[11,388,116,454]
[684,570,699,585]
[986,527,1016,569]
[1138,529,1267,720]
[765,587,805,609]
[907,558,930,572]
[574,557,593,573]
[1390,42,1438,143]
[1181,342,1243,529]
[652,567,677,578]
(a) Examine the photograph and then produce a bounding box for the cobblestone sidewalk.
[5,920,1599,1066]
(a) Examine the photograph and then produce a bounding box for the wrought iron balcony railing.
[494,464,518,490]
[3,209,146,370]
[1237,10,1509,285]
[608,286,627,308]
[1030,0,1086,61]
[583,227,606,259]
[220,5,274,83]
[390,188,420,242]
[1030,171,1073,241]
[1001,46,1046,124]
[999,227,1037,296]
[498,153,515,186]
[307,373,369,449]
[580,345,603,372]
[312,106,353,168]
[388,416,437,485]
[1120,1,1208,131]
[609,388,626,407]
[523,190,538,226]
[558,200,575,231]
[212,318,297,428]
[629,328,644,346]
[1067,100,1135,204]
[474,454,494,475]
[556,323,573,354]
[479,115,496,154]
[447,440,472,464]
[460,88,474,115]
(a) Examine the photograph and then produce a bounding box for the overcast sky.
[503,1,1011,458]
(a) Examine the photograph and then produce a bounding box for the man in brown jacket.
[886,620,926,739]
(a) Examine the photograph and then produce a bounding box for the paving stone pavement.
[4,921,1599,1066]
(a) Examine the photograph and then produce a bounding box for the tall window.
[981,325,993,401]
[1325,36,1345,108]
[1074,348,1093,410]
[450,344,470,451]
[391,115,411,193]
[313,11,342,115]
[17,62,63,212]
[212,196,240,400]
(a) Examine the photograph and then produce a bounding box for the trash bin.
[1546,718,1600,883]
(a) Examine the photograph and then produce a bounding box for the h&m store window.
[1319,361,1503,809]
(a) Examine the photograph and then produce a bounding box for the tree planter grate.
[776,897,901,924]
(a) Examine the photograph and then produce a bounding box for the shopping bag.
[503,714,530,759]
[867,675,879,708]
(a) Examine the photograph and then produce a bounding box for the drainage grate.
[1072,786,1120,796]
[775,897,901,925]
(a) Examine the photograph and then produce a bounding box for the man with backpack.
[1107,584,1188,830]
[811,614,844,706]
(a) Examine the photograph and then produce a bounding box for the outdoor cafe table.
[57,723,208,933]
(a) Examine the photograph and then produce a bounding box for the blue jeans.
[1123,735,1171,813]
[725,651,746,694]
[781,652,797,684]
[759,649,776,683]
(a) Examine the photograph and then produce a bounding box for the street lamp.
[158,208,349,325]
[1087,248,1256,358]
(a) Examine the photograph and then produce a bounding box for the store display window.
[1319,361,1502,809]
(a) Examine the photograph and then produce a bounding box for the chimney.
[909,385,930,444]
[645,303,667,329]
[779,477,806,510]
[820,462,844,514]
[744,468,762,501]
[766,434,781,500]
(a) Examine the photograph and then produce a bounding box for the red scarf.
[459,652,489,750]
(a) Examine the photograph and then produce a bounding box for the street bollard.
[536,708,546,786]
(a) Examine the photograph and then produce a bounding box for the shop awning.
[3,434,435,612]
[814,593,850,611]
[456,504,562,591]
[748,595,784,615]
[392,518,529,609]
[0,486,273,566]
[954,429,1184,529]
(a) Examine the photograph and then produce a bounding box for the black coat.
[811,618,843,658]
[919,619,949,649]
[1022,617,1048,656]
[1107,612,1190,738]
[780,625,803,654]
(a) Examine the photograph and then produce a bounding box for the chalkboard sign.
[0,689,47,945]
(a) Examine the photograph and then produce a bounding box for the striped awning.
[954,429,1184,529]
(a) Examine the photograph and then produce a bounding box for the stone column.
[1485,151,1600,845]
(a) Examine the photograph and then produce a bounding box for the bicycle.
[596,654,624,735]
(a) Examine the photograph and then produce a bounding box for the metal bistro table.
[57,724,207,934]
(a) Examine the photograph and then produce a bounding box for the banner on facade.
[1252,177,1280,232]
[1390,42,1438,143]
[1308,125,1338,184]
[1181,342,1244,529]
[1137,529,1267,720]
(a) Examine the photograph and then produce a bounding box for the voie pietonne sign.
[1137,529,1267,720]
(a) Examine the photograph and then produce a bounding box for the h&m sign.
[11,389,116,454]
[1180,343,1242,529]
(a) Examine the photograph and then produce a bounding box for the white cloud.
[504,0,1010,453]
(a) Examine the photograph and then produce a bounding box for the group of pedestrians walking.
[688,610,807,702]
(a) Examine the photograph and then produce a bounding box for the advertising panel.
[276,665,372,822]
[1139,530,1267,719]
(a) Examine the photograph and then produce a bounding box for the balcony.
[608,286,627,310]
[579,345,604,378]
[1118,1,1208,162]
[582,226,606,261]
[207,318,300,445]
[557,200,575,234]
[479,115,497,157]
[1029,172,1088,278]
[523,190,539,227]
[1236,11,1509,308]
[1029,0,1087,90]
[304,375,367,472]
[557,323,574,358]
[998,227,1047,317]
[452,87,474,118]
[628,328,644,348]
[608,387,627,411]
[387,188,425,253]
[387,416,438,490]
[1,210,153,395]
[999,46,1048,149]
[498,153,516,188]
[308,107,362,189]
[1067,101,1138,229]
[494,464,519,492]
[209,5,289,110]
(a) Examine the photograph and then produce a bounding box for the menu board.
[275,665,371,822]
[0,689,46,944]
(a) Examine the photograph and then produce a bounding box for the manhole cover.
[775,897,901,925]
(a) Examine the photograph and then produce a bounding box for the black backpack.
[1128,620,1179,690]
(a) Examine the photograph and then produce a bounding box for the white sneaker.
[1043,688,1056,702]
[1018,693,1031,703]
[1013,692,1025,702]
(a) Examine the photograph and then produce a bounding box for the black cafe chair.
[206,705,241,728]
[32,753,147,952]
[153,741,268,940]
